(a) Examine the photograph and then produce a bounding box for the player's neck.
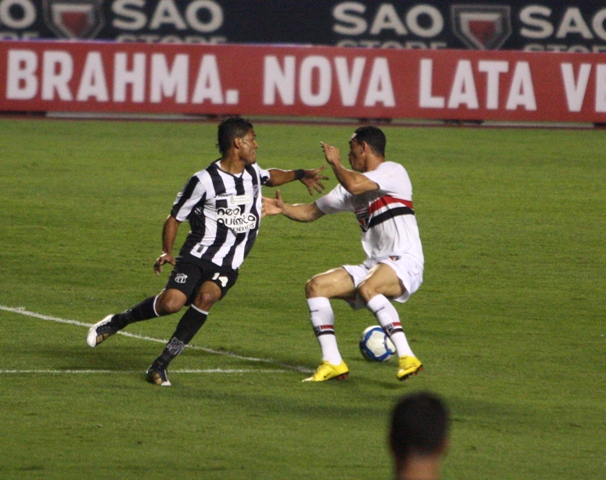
[219,155,246,175]
[363,155,384,172]
[396,454,442,480]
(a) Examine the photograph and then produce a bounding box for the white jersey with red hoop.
[315,161,423,267]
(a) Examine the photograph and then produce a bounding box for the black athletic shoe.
[146,362,171,387]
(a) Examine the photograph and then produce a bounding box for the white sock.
[366,295,415,358]
[307,297,342,365]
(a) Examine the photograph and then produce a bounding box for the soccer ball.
[359,326,396,362]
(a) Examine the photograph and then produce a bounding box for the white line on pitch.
[0,305,312,374]
[0,369,289,374]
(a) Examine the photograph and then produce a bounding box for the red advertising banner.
[1,40,605,123]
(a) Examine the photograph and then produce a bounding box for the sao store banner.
[0,1,605,53]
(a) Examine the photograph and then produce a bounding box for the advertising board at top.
[1,1,606,52]
[2,40,606,124]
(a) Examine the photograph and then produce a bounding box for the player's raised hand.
[320,142,341,167]
[262,190,284,217]
[154,252,176,275]
[300,165,329,195]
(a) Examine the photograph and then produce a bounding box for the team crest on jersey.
[43,0,105,39]
[174,273,188,284]
[217,206,257,234]
[355,206,370,232]
[451,5,511,50]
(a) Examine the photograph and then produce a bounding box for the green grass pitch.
[0,118,604,479]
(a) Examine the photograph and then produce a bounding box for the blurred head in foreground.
[389,392,450,480]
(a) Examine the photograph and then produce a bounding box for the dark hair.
[390,392,449,458]
[217,116,254,155]
[353,125,386,157]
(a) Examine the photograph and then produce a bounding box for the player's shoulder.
[250,162,270,175]
[246,162,265,173]
[181,161,219,191]
[245,162,271,183]
[192,159,221,178]
[380,161,406,172]
[379,161,410,179]
[367,161,406,178]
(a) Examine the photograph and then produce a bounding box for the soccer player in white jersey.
[87,116,328,386]
[263,126,424,382]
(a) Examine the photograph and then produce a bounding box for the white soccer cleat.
[87,315,118,348]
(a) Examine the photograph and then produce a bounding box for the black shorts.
[165,259,239,304]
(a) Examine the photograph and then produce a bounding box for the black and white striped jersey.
[171,160,270,270]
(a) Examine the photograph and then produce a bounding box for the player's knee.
[305,277,322,298]
[356,282,377,303]
[156,292,186,315]
[157,299,182,315]
[194,290,220,310]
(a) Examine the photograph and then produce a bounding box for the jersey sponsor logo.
[43,0,105,39]
[217,206,257,234]
[228,193,253,205]
[452,5,512,50]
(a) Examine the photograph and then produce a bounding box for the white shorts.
[342,255,423,310]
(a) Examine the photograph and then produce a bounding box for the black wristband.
[294,169,305,180]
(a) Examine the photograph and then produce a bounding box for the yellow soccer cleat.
[303,360,349,382]
[397,356,423,381]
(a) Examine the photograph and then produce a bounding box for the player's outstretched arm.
[299,166,328,195]
[262,190,324,222]
[266,166,329,195]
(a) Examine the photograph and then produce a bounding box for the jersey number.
[212,273,228,288]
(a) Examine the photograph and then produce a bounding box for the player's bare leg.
[358,264,423,381]
[303,268,355,382]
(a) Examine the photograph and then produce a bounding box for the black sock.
[113,296,158,330]
[156,306,208,365]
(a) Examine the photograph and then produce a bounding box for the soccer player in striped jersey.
[262,125,424,383]
[87,116,328,386]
